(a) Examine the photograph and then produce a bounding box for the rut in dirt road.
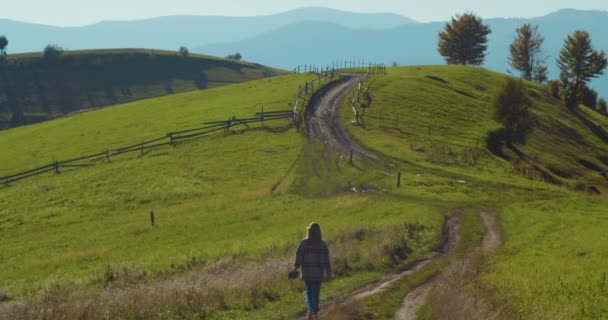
[393,211,502,320]
[292,212,462,320]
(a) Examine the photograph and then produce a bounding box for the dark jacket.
[295,239,331,282]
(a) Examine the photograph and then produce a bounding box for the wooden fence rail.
[1,65,344,186]
[1,111,295,186]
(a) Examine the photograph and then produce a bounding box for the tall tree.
[508,24,548,83]
[557,31,607,108]
[0,35,8,56]
[438,13,491,66]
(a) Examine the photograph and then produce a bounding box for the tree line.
[437,13,607,113]
[437,13,607,153]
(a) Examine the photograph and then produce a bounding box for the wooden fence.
[1,110,294,185]
[0,64,348,186]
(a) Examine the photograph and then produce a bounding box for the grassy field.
[1,65,607,319]
[480,196,608,319]
[0,49,281,129]
[0,72,455,319]
[339,66,608,319]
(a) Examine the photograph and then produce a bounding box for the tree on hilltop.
[509,24,548,83]
[179,46,189,57]
[225,53,242,61]
[557,31,607,108]
[438,13,491,66]
[44,44,64,60]
[0,35,8,56]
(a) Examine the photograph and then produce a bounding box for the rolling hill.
[0,49,281,128]
[0,65,607,319]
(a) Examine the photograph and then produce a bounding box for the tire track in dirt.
[393,211,501,320]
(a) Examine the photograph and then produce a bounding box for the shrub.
[598,98,607,115]
[179,46,189,57]
[492,78,535,144]
[0,287,8,302]
[582,86,598,109]
[43,44,64,60]
[547,80,560,100]
[225,53,242,61]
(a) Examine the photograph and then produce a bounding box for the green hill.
[342,66,608,194]
[340,66,608,319]
[0,72,447,319]
[0,49,282,129]
[1,66,607,319]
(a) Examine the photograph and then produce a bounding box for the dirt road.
[298,75,502,319]
[305,74,378,159]
[394,212,501,320]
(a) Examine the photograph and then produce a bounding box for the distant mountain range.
[1,7,607,97]
[0,7,415,53]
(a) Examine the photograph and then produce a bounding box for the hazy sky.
[2,0,607,26]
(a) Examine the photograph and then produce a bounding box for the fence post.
[397,172,401,188]
[150,210,155,227]
[168,133,175,146]
[106,150,111,162]
[141,142,144,154]
[53,161,59,174]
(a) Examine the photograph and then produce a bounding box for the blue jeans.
[304,280,322,313]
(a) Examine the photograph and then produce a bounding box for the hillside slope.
[342,66,608,193]
[0,49,281,128]
[339,66,608,318]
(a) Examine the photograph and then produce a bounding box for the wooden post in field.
[141,142,144,154]
[150,210,155,226]
[169,132,176,146]
[397,172,401,188]
[53,161,59,174]
[106,150,111,162]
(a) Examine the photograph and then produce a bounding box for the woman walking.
[294,223,332,320]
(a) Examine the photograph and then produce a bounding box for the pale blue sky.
[2,0,607,26]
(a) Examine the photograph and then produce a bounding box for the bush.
[225,53,242,61]
[179,46,189,57]
[547,80,560,100]
[43,44,64,60]
[0,287,9,302]
[582,86,598,109]
[492,78,535,144]
[598,98,607,115]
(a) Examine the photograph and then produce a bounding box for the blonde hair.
[307,222,322,241]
